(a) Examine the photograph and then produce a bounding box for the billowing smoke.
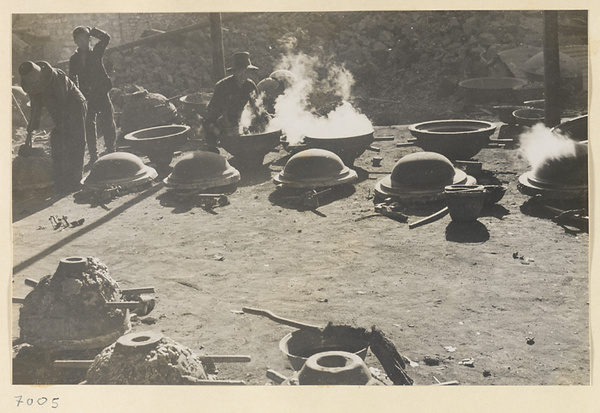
[519,124,579,173]
[238,51,373,144]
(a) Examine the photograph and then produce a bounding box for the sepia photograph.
[5,2,597,412]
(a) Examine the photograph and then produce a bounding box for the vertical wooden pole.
[210,13,226,84]
[543,10,562,127]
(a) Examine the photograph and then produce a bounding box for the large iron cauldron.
[458,77,529,103]
[302,131,374,166]
[124,124,190,170]
[408,120,496,160]
[219,130,282,168]
[552,115,588,142]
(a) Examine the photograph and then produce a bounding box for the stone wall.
[12,13,208,72]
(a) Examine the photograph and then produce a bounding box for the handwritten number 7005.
[14,396,59,408]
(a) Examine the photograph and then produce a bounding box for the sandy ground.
[11,124,589,386]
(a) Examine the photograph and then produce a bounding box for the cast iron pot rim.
[303,130,375,140]
[231,129,283,139]
[551,114,588,138]
[408,119,496,136]
[124,124,191,143]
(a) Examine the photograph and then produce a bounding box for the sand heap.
[85,331,210,385]
[18,257,130,351]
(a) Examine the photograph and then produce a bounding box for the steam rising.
[519,124,578,172]
[239,52,373,143]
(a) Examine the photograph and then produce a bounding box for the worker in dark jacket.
[69,26,116,163]
[203,52,260,152]
[20,61,87,194]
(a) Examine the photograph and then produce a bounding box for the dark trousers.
[50,102,87,193]
[85,94,117,158]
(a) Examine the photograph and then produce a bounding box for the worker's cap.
[19,61,51,94]
[227,52,259,72]
[72,26,91,38]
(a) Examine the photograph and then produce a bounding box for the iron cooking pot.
[219,130,282,167]
[279,328,370,371]
[408,120,496,160]
[303,131,375,166]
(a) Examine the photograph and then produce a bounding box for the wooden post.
[210,13,226,84]
[543,10,562,127]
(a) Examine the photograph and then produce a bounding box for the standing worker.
[20,61,87,194]
[202,52,260,153]
[69,26,117,164]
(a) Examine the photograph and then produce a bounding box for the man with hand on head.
[69,25,117,164]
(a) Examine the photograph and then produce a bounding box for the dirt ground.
[11,122,589,386]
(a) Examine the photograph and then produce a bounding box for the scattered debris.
[130,295,156,316]
[444,346,457,353]
[431,375,458,385]
[423,355,440,366]
[512,252,535,264]
[368,367,393,385]
[374,202,409,222]
[48,215,85,230]
[543,205,589,233]
[295,188,334,210]
[140,316,157,325]
[176,281,201,291]
[403,356,419,368]
[458,358,475,367]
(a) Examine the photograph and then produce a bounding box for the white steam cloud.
[519,124,578,172]
[239,52,373,144]
[270,52,372,144]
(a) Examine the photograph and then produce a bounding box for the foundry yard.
[11,11,589,386]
